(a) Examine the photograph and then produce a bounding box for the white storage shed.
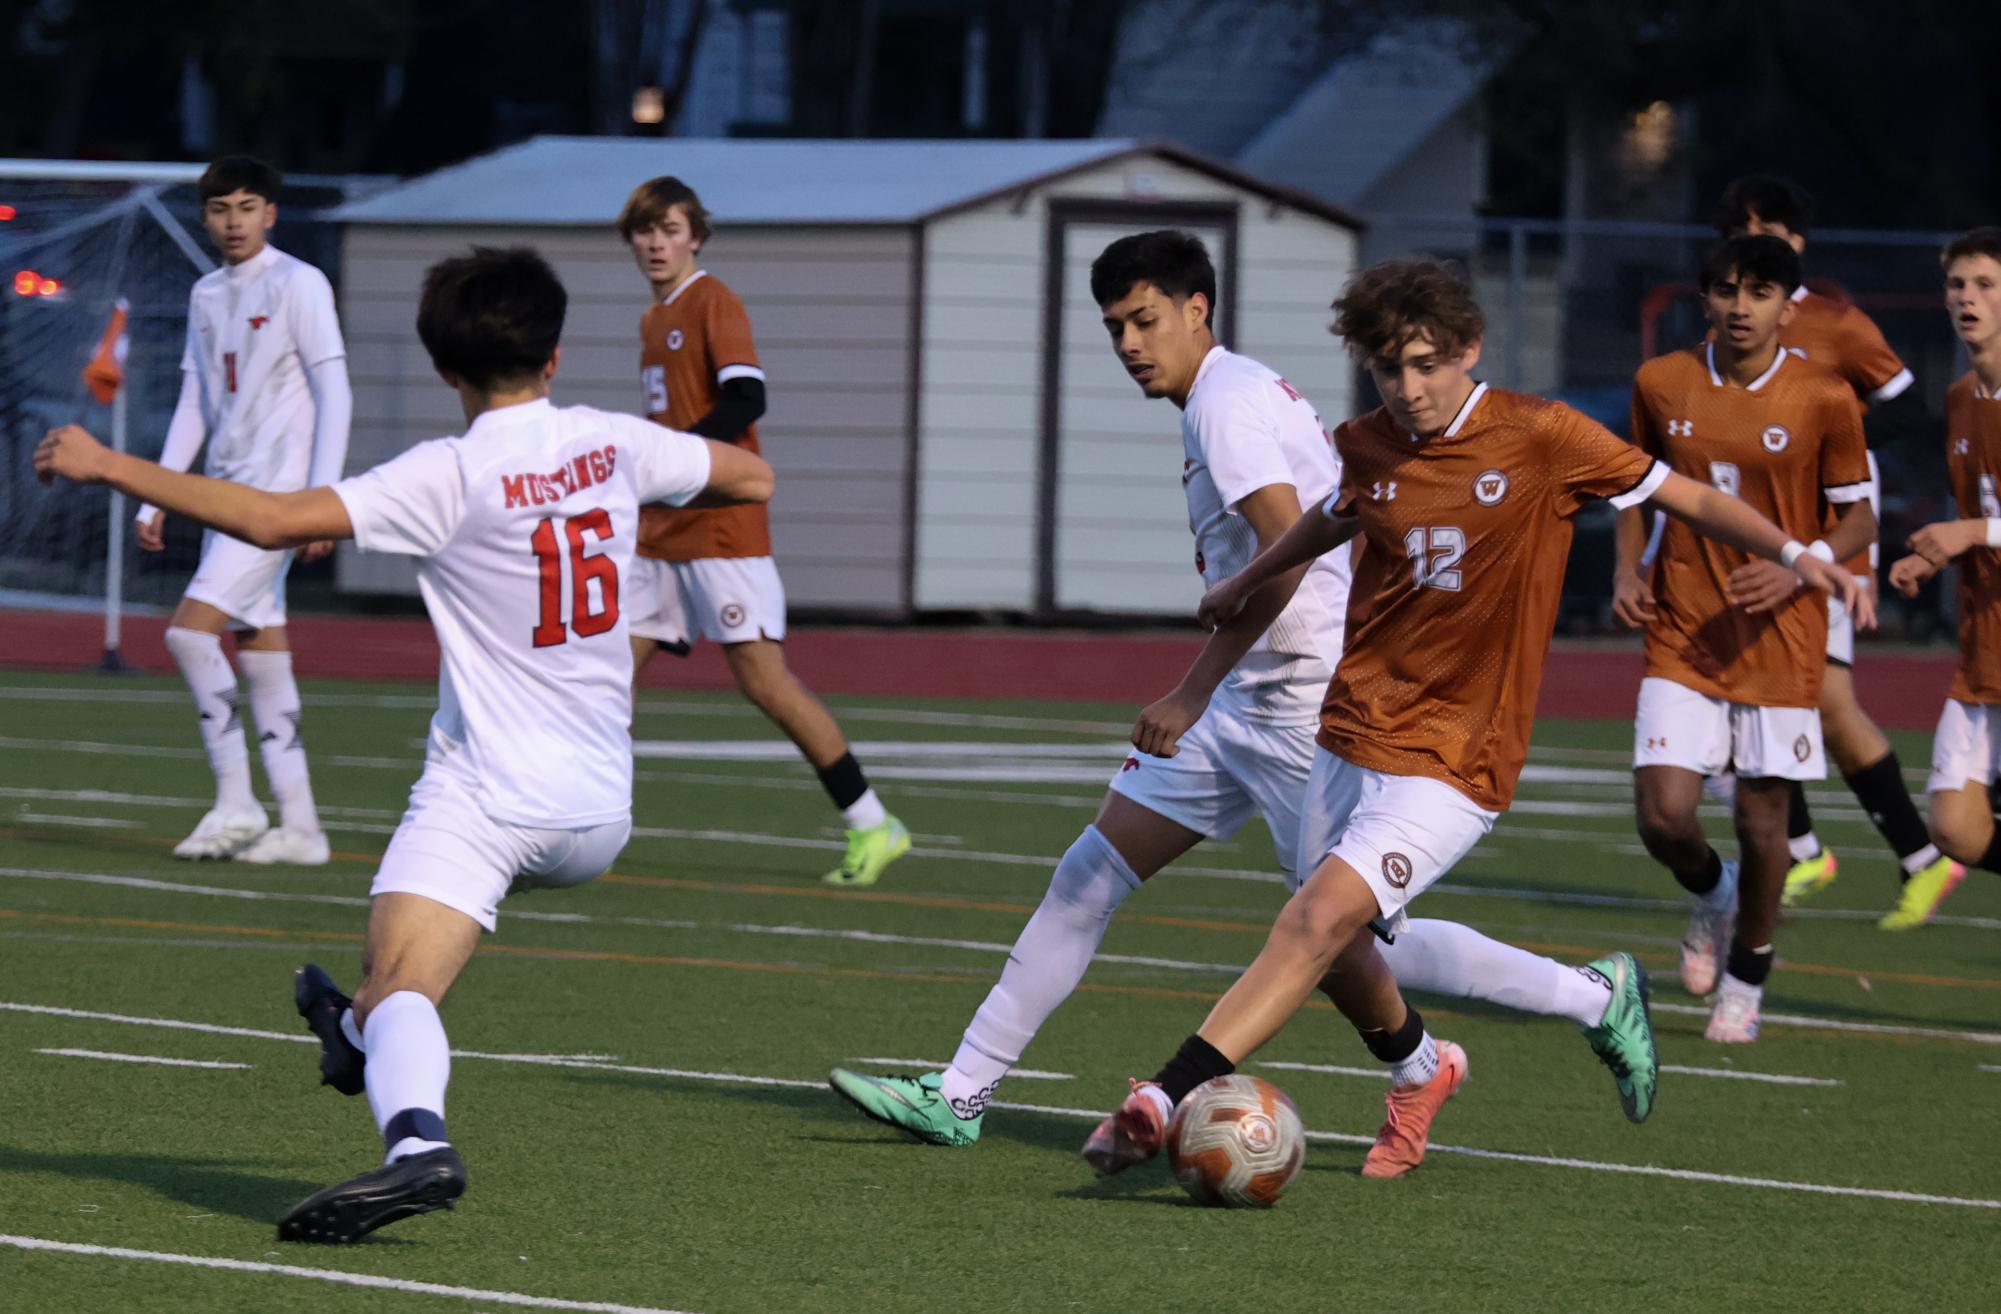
[330,136,1361,617]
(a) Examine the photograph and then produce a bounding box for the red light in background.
[12,270,36,296]
[37,278,60,297]
[0,205,16,221]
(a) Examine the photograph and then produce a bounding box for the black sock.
[1725,941,1774,988]
[1673,847,1724,898]
[1786,780,1814,844]
[814,751,870,811]
[1359,1005,1426,1065]
[1979,828,2001,875]
[1152,1034,1235,1105]
[1842,752,1932,878]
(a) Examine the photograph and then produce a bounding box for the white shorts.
[183,530,292,630]
[1633,675,1825,781]
[626,555,787,650]
[1927,698,2001,793]
[1108,695,1317,877]
[1826,582,1865,666]
[1295,748,1498,939]
[372,753,632,932]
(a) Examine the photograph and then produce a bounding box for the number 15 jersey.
[332,399,713,829]
[1319,384,1665,810]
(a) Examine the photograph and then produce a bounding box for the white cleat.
[235,827,331,866]
[172,806,270,860]
[1704,980,1762,1043]
[1679,859,1738,997]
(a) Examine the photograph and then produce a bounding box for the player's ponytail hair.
[1331,260,1484,364]
[416,246,567,394]
[617,176,712,244]
[1942,227,2001,270]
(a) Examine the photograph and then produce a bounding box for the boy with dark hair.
[831,235,1659,1162]
[1082,257,1865,1176]
[37,244,776,1243]
[1890,227,2001,878]
[1617,235,1876,1042]
[617,175,908,887]
[142,153,349,866]
[1695,175,1957,928]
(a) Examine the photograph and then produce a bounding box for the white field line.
[5,998,1996,1211]
[1257,1060,1388,1080]
[0,735,412,771]
[1656,1064,1843,1088]
[34,1047,251,1070]
[11,812,145,829]
[845,1057,1073,1080]
[0,1234,700,1314]
[1647,1000,2001,1046]
[1980,1064,2001,1073]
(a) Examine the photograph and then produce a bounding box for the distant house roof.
[1238,24,1500,209]
[330,135,1360,229]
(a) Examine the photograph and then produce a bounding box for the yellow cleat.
[821,815,911,887]
[1879,856,1966,931]
[1780,847,1838,907]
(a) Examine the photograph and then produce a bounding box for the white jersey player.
[142,156,353,865]
[829,231,1658,1154]
[36,246,774,1245]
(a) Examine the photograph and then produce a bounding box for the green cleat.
[1879,856,1965,931]
[1580,952,1658,1124]
[828,1068,982,1146]
[1781,847,1838,907]
[821,815,911,887]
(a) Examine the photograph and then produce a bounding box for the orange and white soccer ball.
[1166,1074,1306,1208]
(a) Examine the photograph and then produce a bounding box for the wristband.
[1987,519,2001,549]
[1806,540,1835,564]
[1779,540,1807,568]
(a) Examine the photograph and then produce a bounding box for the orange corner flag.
[82,297,129,405]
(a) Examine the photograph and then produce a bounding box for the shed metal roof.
[329,135,1359,229]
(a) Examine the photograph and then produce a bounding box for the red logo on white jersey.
[248,316,270,330]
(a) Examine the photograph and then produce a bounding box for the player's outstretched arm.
[1135,484,1311,757]
[1645,469,1871,628]
[1907,518,1996,567]
[1196,496,1359,632]
[1726,500,1877,618]
[36,424,352,549]
[136,369,209,551]
[680,439,774,507]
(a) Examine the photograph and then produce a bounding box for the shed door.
[1040,201,1239,616]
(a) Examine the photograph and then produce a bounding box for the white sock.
[1717,973,1763,1004]
[163,625,255,812]
[841,788,887,831]
[1900,843,1943,875]
[1703,772,1738,810]
[1137,1084,1174,1122]
[360,990,451,1164]
[1788,832,1822,864]
[339,1007,364,1053]
[1387,1031,1439,1088]
[237,648,320,833]
[941,825,1141,1117]
[1377,919,1612,1028]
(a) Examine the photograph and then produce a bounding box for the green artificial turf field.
[1,670,1997,1313]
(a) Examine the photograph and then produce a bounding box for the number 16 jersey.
[332,399,713,829]
[1319,384,1664,810]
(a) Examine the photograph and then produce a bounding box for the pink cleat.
[1080,1079,1169,1177]
[1361,1041,1468,1179]
[1680,861,1738,997]
[1705,982,1761,1043]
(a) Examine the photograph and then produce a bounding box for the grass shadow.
[0,1143,328,1224]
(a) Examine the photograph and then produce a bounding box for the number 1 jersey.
[332,399,712,828]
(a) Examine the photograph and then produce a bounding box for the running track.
[0,608,1955,729]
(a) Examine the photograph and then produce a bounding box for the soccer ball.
[1166,1074,1306,1208]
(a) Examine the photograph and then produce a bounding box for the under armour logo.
[1371,480,1399,502]
[1667,419,1694,437]
[1956,438,1971,455]
[248,315,269,330]
[1646,736,1668,749]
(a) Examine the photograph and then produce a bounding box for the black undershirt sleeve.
[688,376,766,443]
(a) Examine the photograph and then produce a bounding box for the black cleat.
[294,963,365,1096]
[277,1147,467,1244]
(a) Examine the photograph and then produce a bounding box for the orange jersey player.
[1081,259,1863,1181]
[615,176,908,887]
[1707,174,1960,927]
[1890,226,2001,896]
[1617,235,1876,1045]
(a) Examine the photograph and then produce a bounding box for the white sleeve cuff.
[716,364,766,385]
[1824,481,1873,504]
[1608,459,1671,510]
[1869,368,1915,404]
[1987,519,2001,549]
